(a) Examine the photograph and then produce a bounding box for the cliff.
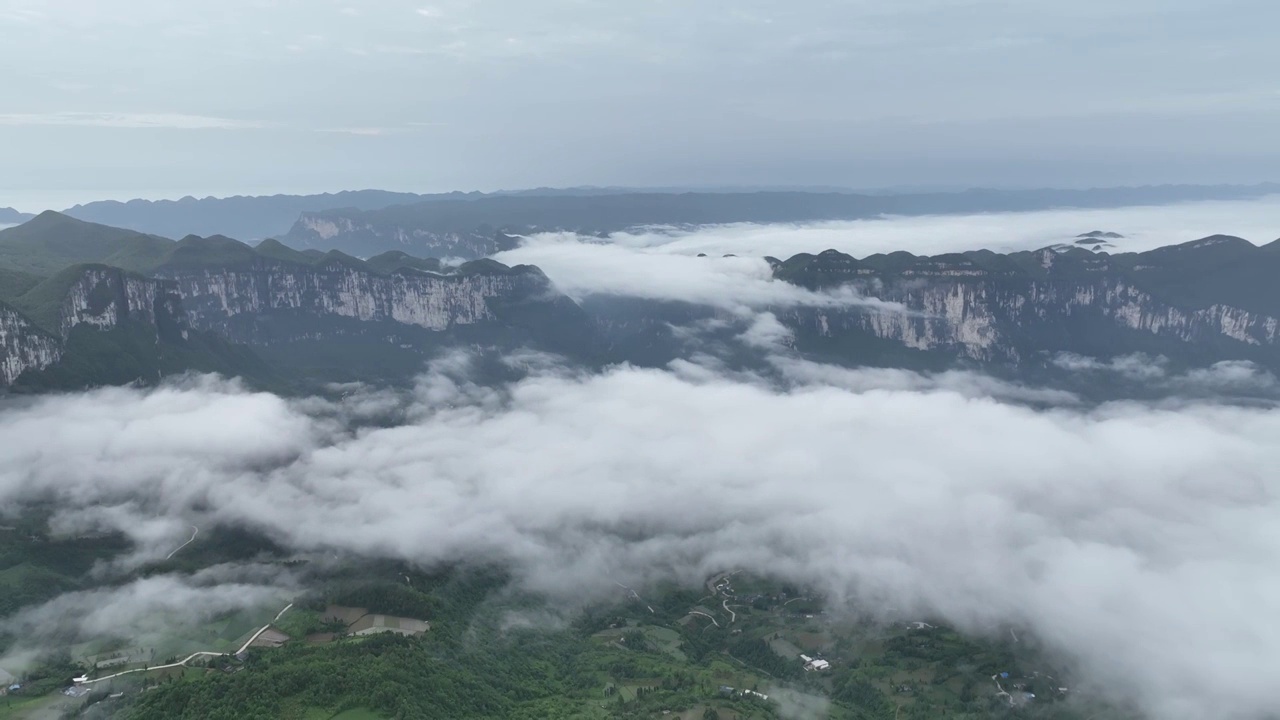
[0,265,191,387]
[56,266,186,338]
[772,239,1280,368]
[0,303,60,385]
[156,254,576,346]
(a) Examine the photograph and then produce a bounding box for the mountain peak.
[26,209,81,227]
[1182,234,1252,249]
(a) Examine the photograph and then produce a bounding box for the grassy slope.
[0,268,41,303]
[0,212,173,276]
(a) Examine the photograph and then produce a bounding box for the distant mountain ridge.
[281,183,1280,259]
[3,181,1277,255]
[0,207,34,225]
[59,190,442,242]
[52,186,864,241]
[4,210,1280,394]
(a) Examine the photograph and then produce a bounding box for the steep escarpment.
[155,254,585,350]
[54,265,186,338]
[0,217,594,388]
[0,265,203,388]
[772,239,1280,368]
[0,303,60,385]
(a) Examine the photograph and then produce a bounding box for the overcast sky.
[2,0,1278,208]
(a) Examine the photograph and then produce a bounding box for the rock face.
[0,266,186,386]
[10,228,1280,389]
[58,266,186,338]
[0,303,60,385]
[0,247,589,387]
[157,257,568,345]
[772,240,1280,368]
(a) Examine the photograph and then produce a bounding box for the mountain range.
[280,183,1280,259]
[4,182,1279,256]
[2,209,1280,395]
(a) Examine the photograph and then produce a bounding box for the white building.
[805,659,830,672]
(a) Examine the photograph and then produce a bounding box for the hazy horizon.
[6,180,1280,218]
[3,0,1280,209]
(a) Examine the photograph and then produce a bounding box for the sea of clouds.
[2,354,1280,719]
[4,198,1280,719]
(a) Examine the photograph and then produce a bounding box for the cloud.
[316,127,391,136]
[492,232,903,315]
[769,687,831,720]
[0,112,268,130]
[4,359,1280,718]
[1052,352,1171,381]
[772,356,1081,405]
[1,566,292,653]
[583,196,1280,259]
[1054,353,1279,394]
[1183,360,1278,392]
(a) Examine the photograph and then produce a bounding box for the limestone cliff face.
[793,278,1280,362]
[0,266,186,386]
[57,266,185,338]
[0,304,59,385]
[156,257,562,344]
[775,244,1280,364]
[1,258,568,386]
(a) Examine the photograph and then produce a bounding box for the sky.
[2,0,1280,208]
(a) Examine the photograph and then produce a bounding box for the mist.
[2,568,292,652]
[493,234,901,314]
[3,356,1280,719]
[529,195,1280,260]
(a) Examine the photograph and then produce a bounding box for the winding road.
[688,610,721,628]
[165,525,199,560]
[80,602,293,685]
[83,651,222,685]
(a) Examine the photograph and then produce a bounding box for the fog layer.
[2,361,1280,719]
[514,195,1280,260]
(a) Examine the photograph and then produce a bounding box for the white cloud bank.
[494,233,900,314]
[2,361,1280,719]
[570,195,1280,259]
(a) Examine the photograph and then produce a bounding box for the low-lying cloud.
[1053,353,1279,394]
[3,358,1280,719]
[572,195,1280,259]
[2,567,291,651]
[493,233,900,314]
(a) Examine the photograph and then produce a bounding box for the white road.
[83,651,222,684]
[688,611,721,628]
[80,602,294,685]
[165,525,199,560]
[237,603,295,654]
